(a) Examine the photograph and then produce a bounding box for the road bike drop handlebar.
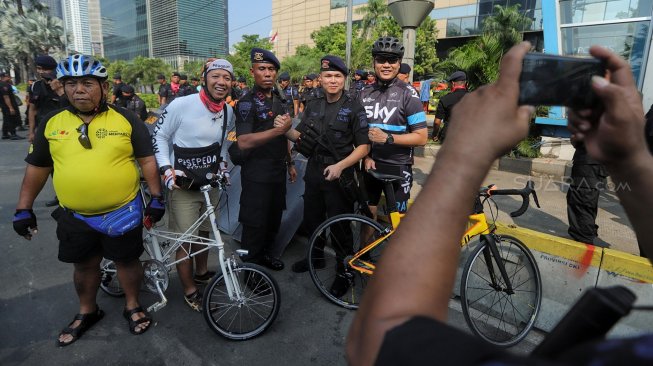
[480,180,541,217]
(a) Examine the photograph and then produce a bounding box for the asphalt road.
[0,138,545,366]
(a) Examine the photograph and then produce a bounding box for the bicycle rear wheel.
[202,263,280,340]
[460,234,541,347]
[100,258,124,297]
[308,214,387,309]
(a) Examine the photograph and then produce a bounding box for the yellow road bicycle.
[306,170,542,346]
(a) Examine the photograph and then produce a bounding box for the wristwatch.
[385,133,394,145]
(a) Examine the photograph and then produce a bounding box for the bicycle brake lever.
[532,190,541,208]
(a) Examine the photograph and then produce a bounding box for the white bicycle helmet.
[56,54,108,80]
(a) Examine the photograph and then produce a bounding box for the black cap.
[172,72,181,77]
[238,76,246,83]
[278,72,290,81]
[399,63,411,74]
[355,69,365,76]
[250,48,280,70]
[35,55,57,69]
[447,71,467,82]
[180,74,188,80]
[157,74,165,80]
[320,55,348,75]
[121,84,135,93]
[113,73,121,80]
[304,74,317,81]
[191,77,199,82]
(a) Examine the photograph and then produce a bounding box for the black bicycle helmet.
[371,37,404,58]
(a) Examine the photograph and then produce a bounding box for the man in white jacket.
[152,59,236,312]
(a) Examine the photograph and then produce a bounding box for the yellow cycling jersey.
[26,104,153,215]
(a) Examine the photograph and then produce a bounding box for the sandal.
[184,290,203,312]
[57,305,105,347]
[123,306,152,335]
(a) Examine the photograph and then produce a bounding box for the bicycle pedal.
[235,249,249,257]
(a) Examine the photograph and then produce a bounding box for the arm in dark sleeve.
[24,120,53,167]
[124,108,154,158]
[351,102,370,147]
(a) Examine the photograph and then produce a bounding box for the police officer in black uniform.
[111,73,125,106]
[28,55,60,142]
[433,70,469,142]
[235,48,295,271]
[279,71,299,117]
[348,69,366,99]
[282,56,370,294]
[567,137,607,246]
[299,74,316,113]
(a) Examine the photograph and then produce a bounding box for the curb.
[493,222,653,336]
[415,145,571,180]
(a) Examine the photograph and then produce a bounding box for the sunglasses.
[374,56,400,65]
[76,123,92,149]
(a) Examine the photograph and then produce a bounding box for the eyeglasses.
[374,56,400,65]
[76,123,92,149]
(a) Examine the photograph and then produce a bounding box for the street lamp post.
[388,0,435,82]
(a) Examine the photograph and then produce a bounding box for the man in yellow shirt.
[13,55,164,346]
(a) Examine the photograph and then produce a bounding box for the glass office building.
[100,0,149,60]
[559,0,653,86]
[150,0,228,67]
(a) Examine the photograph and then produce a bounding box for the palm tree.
[482,5,532,53]
[356,0,389,40]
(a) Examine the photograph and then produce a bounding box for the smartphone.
[518,53,606,108]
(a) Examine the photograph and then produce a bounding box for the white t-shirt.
[153,93,236,167]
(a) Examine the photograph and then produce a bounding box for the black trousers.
[566,164,605,244]
[239,179,286,262]
[303,161,355,266]
[1,109,19,136]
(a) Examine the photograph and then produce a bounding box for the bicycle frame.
[142,183,244,312]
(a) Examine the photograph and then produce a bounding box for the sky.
[228,0,273,50]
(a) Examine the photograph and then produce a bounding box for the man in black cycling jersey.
[359,37,428,217]
[348,42,653,366]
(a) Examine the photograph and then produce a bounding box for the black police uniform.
[30,79,65,130]
[434,87,468,142]
[112,82,125,107]
[158,82,175,105]
[566,144,607,245]
[236,48,289,267]
[297,92,369,264]
[0,80,21,138]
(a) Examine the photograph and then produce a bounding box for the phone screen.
[518,53,606,108]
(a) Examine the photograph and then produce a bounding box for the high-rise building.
[35,0,63,19]
[271,0,366,59]
[88,0,104,56]
[62,0,93,55]
[100,0,150,60]
[149,0,229,69]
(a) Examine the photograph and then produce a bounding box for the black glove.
[144,195,165,224]
[13,209,37,239]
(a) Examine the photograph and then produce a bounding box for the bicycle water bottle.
[532,285,636,359]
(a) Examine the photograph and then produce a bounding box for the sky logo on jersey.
[364,104,397,123]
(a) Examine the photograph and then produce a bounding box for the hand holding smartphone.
[518,53,606,108]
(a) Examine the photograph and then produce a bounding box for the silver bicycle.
[99,172,281,340]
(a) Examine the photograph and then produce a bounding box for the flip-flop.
[57,305,105,347]
[123,306,152,335]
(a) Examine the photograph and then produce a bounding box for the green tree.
[0,2,65,81]
[482,4,532,53]
[182,60,204,79]
[356,0,388,39]
[228,34,274,84]
[127,56,172,93]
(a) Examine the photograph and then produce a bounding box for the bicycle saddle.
[367,169,404,182]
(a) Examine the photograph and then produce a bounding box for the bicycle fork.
[481,234,515,295]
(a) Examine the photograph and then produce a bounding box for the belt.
[311,155,338,165]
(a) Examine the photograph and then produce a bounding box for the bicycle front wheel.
[202,263,280,340]
[460,235,541,347]
[100,258,124,297]
[308,214,387,309]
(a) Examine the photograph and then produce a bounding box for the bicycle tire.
[99,258,124,297]
[202,263,280,340]
[460,234,542,347]
[307,214,387,309]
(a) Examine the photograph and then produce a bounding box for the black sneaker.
[329,273,351,298]
[291,257,326,273]
[193,271,216,285]
[184,290,202,312]
[45,197,59,207]
[10,134,25,140]
[2,135,11,140]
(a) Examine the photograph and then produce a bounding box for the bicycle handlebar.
[480,180,541,217]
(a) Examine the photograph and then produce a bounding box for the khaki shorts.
[167,189,219,234]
